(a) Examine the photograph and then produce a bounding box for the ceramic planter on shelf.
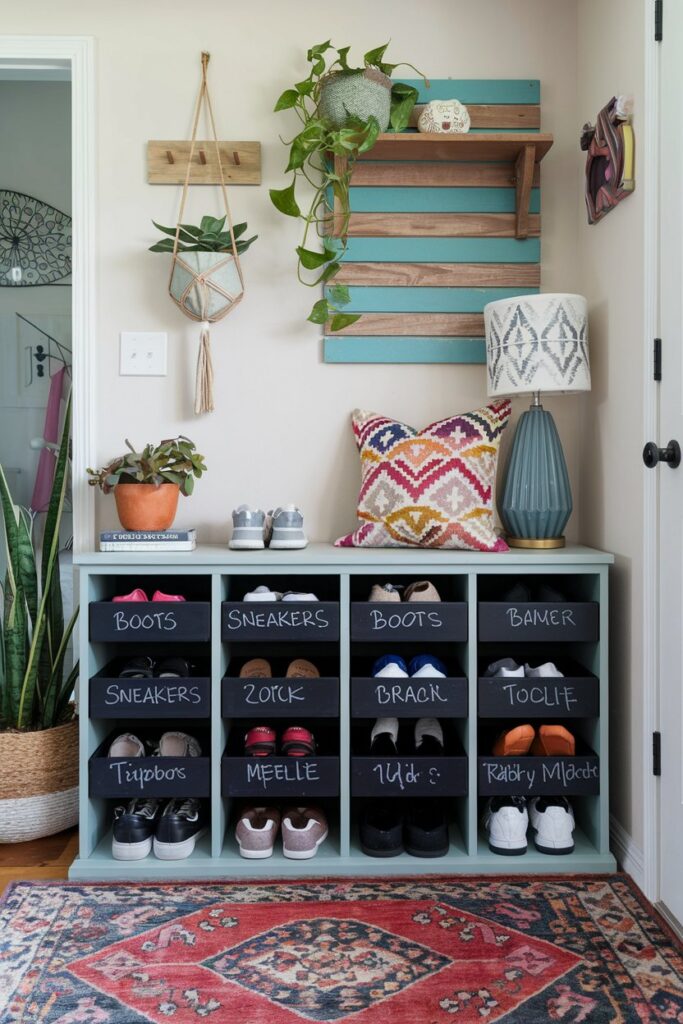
[170,250,243,321]
[114,482,180,531]
[318,67,392,130]
[0,720,78,843]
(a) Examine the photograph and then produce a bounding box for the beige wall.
[2,0,581,541]
[576,0,644,846]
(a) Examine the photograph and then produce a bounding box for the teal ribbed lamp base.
[501,403,572,548]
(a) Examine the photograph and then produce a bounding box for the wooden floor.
[0,828,78,889]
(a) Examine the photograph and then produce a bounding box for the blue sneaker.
[408,655,447,678]
[372,654,408,678]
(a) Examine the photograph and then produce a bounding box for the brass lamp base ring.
[506,536,566,549]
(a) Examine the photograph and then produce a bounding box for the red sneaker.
[113,588,149,603]
[281,726,316,757]
[244,726,277,757]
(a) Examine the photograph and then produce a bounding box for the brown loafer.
[239,658,272,678]
[286,658,320,679]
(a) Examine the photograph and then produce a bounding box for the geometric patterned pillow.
[335,401,511,551]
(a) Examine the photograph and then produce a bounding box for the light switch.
[120,332,167,376]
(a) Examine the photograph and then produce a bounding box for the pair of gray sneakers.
[230,504,308,550]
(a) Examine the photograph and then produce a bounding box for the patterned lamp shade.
[484,293,590,397]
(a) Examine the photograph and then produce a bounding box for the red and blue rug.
[1,875,681,1022]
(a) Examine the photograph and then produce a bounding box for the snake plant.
[0,394,78,731]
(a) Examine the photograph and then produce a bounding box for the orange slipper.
[492,724,535,756]
[286,659,320,679]
[530,725,575,756]
[239,658,272,679]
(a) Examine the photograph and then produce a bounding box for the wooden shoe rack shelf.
[70,543,615,880]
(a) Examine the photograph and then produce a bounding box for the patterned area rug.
[1,875,681,1023]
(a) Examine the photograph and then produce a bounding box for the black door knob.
[643,440,682,468]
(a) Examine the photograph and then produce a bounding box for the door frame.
[642,1,661,903]
[0,35,96,552]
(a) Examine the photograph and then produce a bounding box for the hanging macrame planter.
[169,53,244,414]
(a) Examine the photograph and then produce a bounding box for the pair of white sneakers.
[483,795,575,856]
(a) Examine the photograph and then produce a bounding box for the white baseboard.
[610,814,645,890]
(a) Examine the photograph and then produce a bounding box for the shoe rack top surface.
[75,541,614,569]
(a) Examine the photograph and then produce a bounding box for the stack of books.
[99,529,197,552]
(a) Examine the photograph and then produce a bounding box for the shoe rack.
[70,542,615,880]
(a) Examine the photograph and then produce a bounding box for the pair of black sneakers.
[360,803,449,858]
[112,797,208,861]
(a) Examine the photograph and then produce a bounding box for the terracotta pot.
[114,483,180,531]
[0,719,78,843]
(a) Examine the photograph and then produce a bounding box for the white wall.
[576,0,645,849]
[0,80,71,508]
[2,0,582,540]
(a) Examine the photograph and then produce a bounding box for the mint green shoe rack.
[69,543,615,880]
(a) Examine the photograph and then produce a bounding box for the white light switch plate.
[120,332,167,376]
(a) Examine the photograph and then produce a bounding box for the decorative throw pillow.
[336,401,511,552]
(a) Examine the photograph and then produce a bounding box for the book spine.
[99,542,196,552]
[99,531,196,542]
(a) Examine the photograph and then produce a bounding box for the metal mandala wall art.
[0,190,72,287]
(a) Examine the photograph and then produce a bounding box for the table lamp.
[484,293,590,548]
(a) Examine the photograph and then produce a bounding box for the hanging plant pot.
[114,482,180,532]
[318,67,392,130]
[170,251,244,321]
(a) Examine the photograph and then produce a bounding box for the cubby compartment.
[221,723,340,798]
[223,798,341,861]
[478,654,599,719]
[222,659,339,718]
[351,796,468,860]
[477,574,599,643]
[89,575,211,643]
[88,727,211,798]
[222,574,339,641]
[90,657,211,719]
[352,657,467,718]
[351,721,467,798]
[350,574,467,642]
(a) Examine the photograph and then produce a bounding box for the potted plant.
[270,42,428,329]
[149,216,258,320]
[87,436,207,531]
[0,396,80,843]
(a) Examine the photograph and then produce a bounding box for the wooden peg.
[166,150,174,164]
[232,151,241,166]
[198,150,207,165]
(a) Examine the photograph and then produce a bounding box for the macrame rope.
[171,52,243,414]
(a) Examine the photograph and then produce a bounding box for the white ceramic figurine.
[417,99,470,134]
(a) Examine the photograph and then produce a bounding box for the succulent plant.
[149,215,257,254]
[87,437,207,496]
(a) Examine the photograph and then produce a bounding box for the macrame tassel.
[194,321,215,415]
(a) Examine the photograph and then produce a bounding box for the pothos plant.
[270,41,428,330]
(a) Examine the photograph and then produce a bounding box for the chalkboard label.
[221,602,339,641]
[222,677,339,718]
[351,676,467,718]
[351,756,467,797]
[478,602,599,642]
[221,756,339,797]
[89,753,210,798]
[478,755,600,795]
[478,676,599,719]
[351,602,467,642]
[90,676,211,719]
[89,602,211,643]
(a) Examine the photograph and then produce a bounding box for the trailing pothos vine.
[270,41,428,331]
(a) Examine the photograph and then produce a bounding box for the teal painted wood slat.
[329,237,541,263]
[346,187,541,213]
[397,79,540,104]
[325,286,539,313]
[323,336,487,364]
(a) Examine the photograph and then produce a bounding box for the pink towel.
[30,367,66,513]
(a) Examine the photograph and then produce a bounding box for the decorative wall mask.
[580,95,635,225]
[417,99,470,134]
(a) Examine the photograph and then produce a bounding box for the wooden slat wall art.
[323,79,545,365]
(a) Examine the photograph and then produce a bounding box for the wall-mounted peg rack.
[147,140,261,185]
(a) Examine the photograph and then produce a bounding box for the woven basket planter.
[0,719,79,843]
[318,67,392,130]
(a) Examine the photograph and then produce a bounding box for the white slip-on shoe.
[528,796,575,854]
[525,662,564,677]
[370,716,399,754]
[243,585,283,602]
[483,796,529,855]
[415,717,444,755]
[281,591,319,602]
[484,658,524,677]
